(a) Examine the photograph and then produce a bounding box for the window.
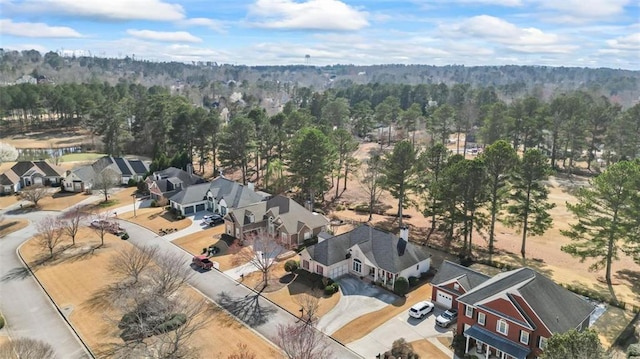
[316,265,323,276]
[520,331,530,345]
[353,258,362,273]
[478,312,486,326]
[453,283,460,290]
[538,337,547,349]
[302,260,309,270]
[416,264,419,270]
[465,305,474,318]
[496,319,509,336]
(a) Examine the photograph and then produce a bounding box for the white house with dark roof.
[1,161,65,194]
[62,156,150,192]
[168,176,268,216]
[224,195,329,248]
[298,224,431,285]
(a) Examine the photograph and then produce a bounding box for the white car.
[408,301,435,319]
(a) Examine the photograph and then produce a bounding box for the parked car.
[203,214,224,226]
[408,301,434,319]
[436,309,458,327]
[192,255,214,270]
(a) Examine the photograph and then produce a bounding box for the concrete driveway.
[347,305,455,358]
[317,276,398,335]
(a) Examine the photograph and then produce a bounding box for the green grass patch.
[97,199,119,208]
[60,153,106,162]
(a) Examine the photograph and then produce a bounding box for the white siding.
[398,258,431,279]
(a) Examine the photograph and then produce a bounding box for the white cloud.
[441,15,576,53]
[606,33,640,50]
[534,0,629,19]
[126,29,202,43]
[415,0,522,6]
[0,18,82,38]
[179,18,225,32]
[248,0,369,31]
[17,0,185,21]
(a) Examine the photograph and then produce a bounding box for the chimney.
[186,163,193,175]
[247,182,255,191]
[399,226,409,242]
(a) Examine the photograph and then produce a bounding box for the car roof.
[411,301,432,309]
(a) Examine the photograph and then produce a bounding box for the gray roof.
[458,268,595,333]
[229,195,329,233]
[307,224,431,274]
[72,166,96,182]
[10,161,64,177]
[168,182,210,204]
[92,156,149,177]
[432,260,490,293]
[32,161,65,177]
[169,177,267,208]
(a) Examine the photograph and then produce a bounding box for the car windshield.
[410,308,419,312]
[443,311,455,319]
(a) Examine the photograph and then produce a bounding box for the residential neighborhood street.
[0,210,90,359]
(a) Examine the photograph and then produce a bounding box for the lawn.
[409,339,452,359]
[332,282,433,344]
[0,194,19,210]
[36,190,92,211]
[0,218,29,238]
[19,227,279,358]
[173,227,240,271]
[88,187,138,212]
[592,306,636,348]
[59,153,106,162]
[118,207,192,234]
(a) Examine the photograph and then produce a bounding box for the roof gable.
[432,261,490,291]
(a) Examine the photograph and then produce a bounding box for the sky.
[0,0,638,69]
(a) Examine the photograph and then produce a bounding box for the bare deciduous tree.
[37,216,64,259]
[148,251,194,297]
[108,245,158,284]
[233,231,285,289]
[0,141,18,165]
[94,168,119,202]
[19,184,51,208]
[90,211,113,247]
[227,344,257,359]
[0,337,56,359]
[294,291,321,324]
[273,323,333,359]
[59,206,86,246]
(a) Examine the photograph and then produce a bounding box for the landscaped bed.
[409,339,452,359]
[18,227,279,358]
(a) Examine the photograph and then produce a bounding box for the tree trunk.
[550,132,558,169]
[521,185,532,259]
[335,157,343,199]
[397,188,404,228]
[468,210,475,258]
[488,183,498,263]
[343,162,348,191]
[606,210,619,305]
[456,132,461,154]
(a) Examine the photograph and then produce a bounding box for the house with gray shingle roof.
[456,267,595,359]
[146,166,206,202]
[298,224,432,286]
[0,161,65,194]
[62,156,150,192]
[224,195,329,248]
[430,260,491,309]
[168,176,268,216]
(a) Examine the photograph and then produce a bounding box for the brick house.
[431,260,491,309]
[455,267,595,359]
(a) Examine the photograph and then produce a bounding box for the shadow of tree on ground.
[217,291,276,328]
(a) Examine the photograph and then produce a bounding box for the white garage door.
[436,290,453,308]
[329,264,348,279]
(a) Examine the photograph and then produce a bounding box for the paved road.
[119,220,362,359]
[0,211,90,359]
[347,305,454,358]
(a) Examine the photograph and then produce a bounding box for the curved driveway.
[0,210,90,359]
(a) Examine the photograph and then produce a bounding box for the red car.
[192,255,214,270]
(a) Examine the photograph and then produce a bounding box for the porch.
[464,325,530,359]
[357,260,397,289]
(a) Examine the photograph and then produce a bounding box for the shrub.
[127,178,137,187]
[394,277,409,296]
[451,333,466,356]
[408,276,419,287]
[331,283,339,293]
[324,284,339,296]
[155,313,187,334]
[627,343,640,357]
[121,233,129,240]
[284,260,299,273]
[151,199,158,207]
[0,313,4,329]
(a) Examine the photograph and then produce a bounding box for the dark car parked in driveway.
[203,214,224,226]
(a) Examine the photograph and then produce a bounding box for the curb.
[16,226,95,359]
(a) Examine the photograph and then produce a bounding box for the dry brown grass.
[19,227,279,358]
[0,218,29,238]
[437,336,452,348]
[173,227,241,271]
[332,283,433,344]
[36,190,92,211]
[118,207,191,234]
[0,194,19,209]
[88,187,138,212]
[0,335,10,348]
[591,306,636,348]
[2,128,94,149]
[409,339,451,359]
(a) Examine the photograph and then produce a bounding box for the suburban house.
[168,176,268,216]
[146,166,205,202]
[456,267,595,359]
[0,161,65,194]
[62,156,150,192]
[298,224,432,286]
[431,260,491,309]
[224,195,330,248]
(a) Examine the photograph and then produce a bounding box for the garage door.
[195,203,205,212]
[329,264,348,279]
[436,290,453,308]
[184,206,195,214]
